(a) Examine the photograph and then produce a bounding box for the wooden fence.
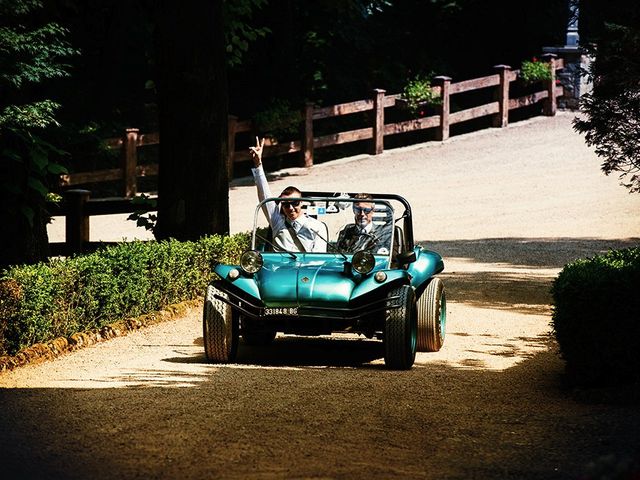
[49,190,145,255]
[54,54,564,252]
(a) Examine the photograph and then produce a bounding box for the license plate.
[264,307,299,316]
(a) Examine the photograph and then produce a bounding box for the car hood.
[256,257,354,306]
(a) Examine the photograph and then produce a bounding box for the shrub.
[400,74,440,115]
[551,247,640,385]
[0,232,250,356]
[520,58,551,83]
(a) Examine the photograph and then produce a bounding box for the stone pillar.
[566,0,579,47]
[542,0,593,109]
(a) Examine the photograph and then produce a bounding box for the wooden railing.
[49,189,148,256]
[54,54,564,253]
[60,54,564,198]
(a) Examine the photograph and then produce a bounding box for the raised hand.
[249,136,265,167]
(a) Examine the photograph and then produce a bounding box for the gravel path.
[4,112,640,479]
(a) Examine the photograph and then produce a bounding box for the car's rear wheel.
[384,285,417,370]
[417,277,446,352]
[203,285,239,363]
[241,317,277,346]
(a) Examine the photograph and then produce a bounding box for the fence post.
[301,102,314,167]
[434,76,451,141]
[371,88,386,155]
[492,65,511,128]
[227,115,237,179]
[65,189,91,254]
[122,128,139,198]
[542,53,557,116]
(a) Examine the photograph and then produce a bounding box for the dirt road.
[4,112,640,479]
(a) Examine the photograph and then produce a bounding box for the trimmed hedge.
[0,233,250,356]
[551,247,640,385]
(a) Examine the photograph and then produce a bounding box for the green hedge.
[0,233,250,356]
[551,247,640,385]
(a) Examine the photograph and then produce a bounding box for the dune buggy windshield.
[251,196,398,259]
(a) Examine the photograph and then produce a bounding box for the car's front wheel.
[384,285,417,370]
[417,277,446,352]
[203,285,239,363]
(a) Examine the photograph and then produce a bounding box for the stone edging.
[0,299,203,374]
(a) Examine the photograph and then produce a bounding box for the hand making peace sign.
[249,136,265,168]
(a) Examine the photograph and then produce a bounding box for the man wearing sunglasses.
[249,137,327,252]
[336,193,392,254]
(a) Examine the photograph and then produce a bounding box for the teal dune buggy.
[203,193,446,369]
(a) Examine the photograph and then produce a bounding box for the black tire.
[241,317,277,346]
[384,285,418,370]
[203,285,239,363]
[417,277,447,352]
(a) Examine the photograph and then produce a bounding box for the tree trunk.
[0,134,51,270]
[0,208,50,270]
[0,209,50,270]
[155,0,229,241]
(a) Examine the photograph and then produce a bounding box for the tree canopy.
[573,2,640,193]
[0,0,76,268]
[6,0,620,266]
[40,0,569,139]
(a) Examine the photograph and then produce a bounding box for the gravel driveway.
[3,112,640,479]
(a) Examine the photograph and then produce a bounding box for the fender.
[407,247,445,296]
[213,264,261,300]
[351,269,411,301]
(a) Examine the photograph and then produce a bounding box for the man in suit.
[336,193,392,254]
[249,137,326,252]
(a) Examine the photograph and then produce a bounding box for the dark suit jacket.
[336,222,392,254]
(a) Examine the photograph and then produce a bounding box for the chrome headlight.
[352,250,375,275]
[240,250,263,274]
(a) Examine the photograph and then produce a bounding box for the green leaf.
[47,163,68,174]
[27,176,48,196]
[46,192,62,203]
[30,148,48,171]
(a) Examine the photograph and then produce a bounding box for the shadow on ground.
[421,237,640,269]
[441,270,554,314]
[2,237,638,478]
[1,347,639,480]
[171,336,386,369]
[418,237,640,314]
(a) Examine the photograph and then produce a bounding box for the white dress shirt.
[358,222,373,235]
[251,165,327,253]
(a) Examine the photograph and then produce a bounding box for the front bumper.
[211,281,401,322]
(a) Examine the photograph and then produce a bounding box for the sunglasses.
[353,206,374,214]
[280,200,301,209]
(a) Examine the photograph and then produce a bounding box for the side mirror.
[396,250,416,265]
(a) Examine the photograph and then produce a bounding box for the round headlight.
[228,268,240,280]
[352,250,375,275]
[240,250,263,274]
